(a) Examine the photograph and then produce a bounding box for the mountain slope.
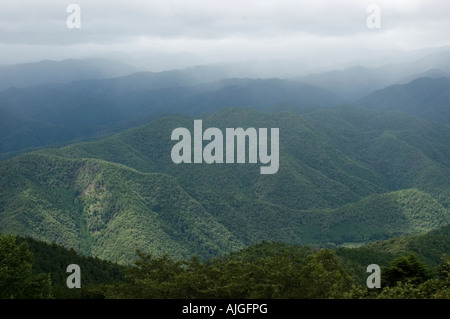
[1,107,449,263]
[0,75,342,154]
[358,77,450,123]
[0,153,243,264]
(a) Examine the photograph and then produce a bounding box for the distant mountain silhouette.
[358,77,450,123]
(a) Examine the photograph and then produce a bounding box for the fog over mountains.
[2,1,450,301]
[1,49,450,155]
[0,58,138,91]
[1,47,450,264]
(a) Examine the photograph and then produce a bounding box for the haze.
[1,0,450,73]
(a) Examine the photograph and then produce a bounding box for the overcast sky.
[1,0,450,67]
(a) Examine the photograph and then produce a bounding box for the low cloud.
[0,0,449,65]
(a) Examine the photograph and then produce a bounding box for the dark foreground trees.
[105,249,355,299]
[0,234,52,299]
[1,233,449,299]
[105,248,450,299]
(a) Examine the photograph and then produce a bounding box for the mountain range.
[358,77,450,123]
[1,50,450,265]
[296,50,450,101]
[0,75,343,154]
[1,106,449,264]
[1,51,450,155]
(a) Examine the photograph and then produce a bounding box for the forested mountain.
[2,0,450,301]
[358,77,450,123]
[2,223,448,299]
[2,51,449,155]
[1,107,449,264]
[0,75,341,154]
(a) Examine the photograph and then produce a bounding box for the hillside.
[1,107,449,263]
[18,236,125,287]
[0,75,341,154]
[3,52,450,155]
[3,221,449,298]
[221,223,450,274]
[0,155,243,264]
[358,77,450,123]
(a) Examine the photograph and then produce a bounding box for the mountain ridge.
[1,107,449,263]
[358,77,450,123]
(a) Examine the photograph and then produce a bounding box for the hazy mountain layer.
[2,51,450,155]
[296,50,450,101]
[358,77,450,123]
[0,75,341,154]
[0,58,138,91]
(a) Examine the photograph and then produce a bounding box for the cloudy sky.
[1,0,450,67]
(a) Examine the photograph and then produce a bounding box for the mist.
[1,0,450,75]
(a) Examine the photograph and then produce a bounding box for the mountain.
[358,77,450,123]
[0,58,138,91]
[160,78,343,114]
[0,154,243,264]
[297,66,394,102]
[296,50,450,102]
[5,225,450,299]
[360,223,450,268]
[1,107,449,263]
[222,222,450,279]
[18,235,125,297]
[4,51,450,155]
[398,68,450,84]
[0,74,341,154]
[336,223,450,285]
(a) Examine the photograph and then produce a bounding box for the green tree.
[437,258,450,283]
[106,251,186,298]
[0,234,52,299]
[264,249,354,299]
[296,249,354,299]
[382,254,432,287]
[434,258,450,298]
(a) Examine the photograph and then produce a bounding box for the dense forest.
[1,56,450,301]
[1,224,448,299]
[2,2,450,304]
[1,107,449,264]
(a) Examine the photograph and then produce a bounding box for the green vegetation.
[336,223,450,285]
[106,248,355,299]
[17,236,125,298]
[1,60,449,301]
[104,226,450,299]
[0,234,52,298]
[382,254,432,286]
[358,77,450,124]
[0,76,342,154]
[0,233,124,299]
[1,107,449,263]
[2,228,448,299]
